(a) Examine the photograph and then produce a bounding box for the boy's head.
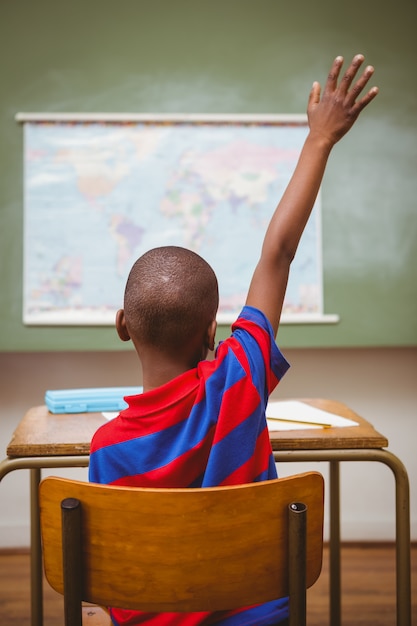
[116,246,219,358]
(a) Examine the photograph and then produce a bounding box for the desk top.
[269,398,388,451]
[6,399,388,458]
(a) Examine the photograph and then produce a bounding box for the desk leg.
[30,467,43,626]
[329,461,341,626]
[381,450,411,626]
[274,449,411,626]
[0,456,90,626]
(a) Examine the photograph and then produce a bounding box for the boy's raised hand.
[307,54,379,146]
[246,54,378,336]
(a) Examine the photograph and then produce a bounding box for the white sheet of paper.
[102,411,119,420]
[267,418,322,431]
[266,400,359,430]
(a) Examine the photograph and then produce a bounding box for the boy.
[89,54,378,625]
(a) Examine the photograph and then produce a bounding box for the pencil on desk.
[266,416,332,429]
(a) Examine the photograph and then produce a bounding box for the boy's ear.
[115,309,131,342]
[207,319,217,352]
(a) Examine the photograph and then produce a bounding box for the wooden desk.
[0,400,411,626]
[6,398,389,456]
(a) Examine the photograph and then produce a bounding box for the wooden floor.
[0,544,416,625]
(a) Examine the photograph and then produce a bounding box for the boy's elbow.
[264,241,297,269]
[281,245,297,266]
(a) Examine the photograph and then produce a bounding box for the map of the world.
[23,116,322,325]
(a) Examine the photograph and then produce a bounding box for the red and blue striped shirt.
[89,306,290,625]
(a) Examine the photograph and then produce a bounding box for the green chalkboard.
[1,0,416,350]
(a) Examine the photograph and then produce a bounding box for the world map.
[23,118,322,325]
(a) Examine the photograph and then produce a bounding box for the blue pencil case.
[45,386,143,414]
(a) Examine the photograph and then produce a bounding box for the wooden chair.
[39,472,324,626]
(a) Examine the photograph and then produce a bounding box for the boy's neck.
[142,365,188,393]
[135,319,216,392]
[139,347,204,393]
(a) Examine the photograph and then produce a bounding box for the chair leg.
[62,497,83,626]
[288,502,307,626]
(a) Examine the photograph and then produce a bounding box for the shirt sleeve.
[231,305,290,398]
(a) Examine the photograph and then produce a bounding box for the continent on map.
[160,140,298,250]
[110,215,145,275]
[30,255,82,308]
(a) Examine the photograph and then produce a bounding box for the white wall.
[0,347,416,547]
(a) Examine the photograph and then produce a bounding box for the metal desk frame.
[273,449,411,626]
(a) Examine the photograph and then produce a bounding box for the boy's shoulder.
[90,413,125,452]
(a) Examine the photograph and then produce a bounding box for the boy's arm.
[246,54,379,335]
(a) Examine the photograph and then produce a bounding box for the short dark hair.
[124,246,219,352]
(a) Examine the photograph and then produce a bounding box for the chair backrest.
[39,472,324,622]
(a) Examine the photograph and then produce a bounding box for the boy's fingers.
[325,55,344,91]
[346,65,375,104]
[325,54,378,112]
[339,53,365,94]
[354,85,379,113]
[308,81,321,107]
